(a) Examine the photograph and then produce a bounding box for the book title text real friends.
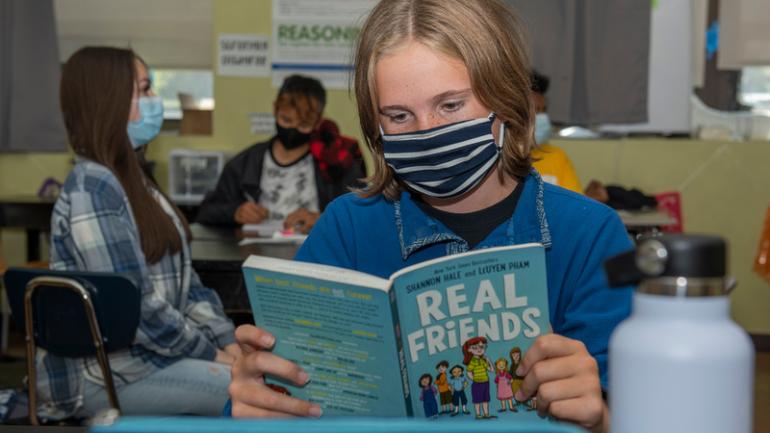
[406,258,543,362]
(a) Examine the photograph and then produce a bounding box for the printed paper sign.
[249,112,276,135]
[271,0,377,89]
[218,34,270,77]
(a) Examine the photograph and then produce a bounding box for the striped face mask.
[381,113,504,198]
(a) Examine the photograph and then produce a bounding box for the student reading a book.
[45,47,237,420]
[229,1,632,431]
[196,75,364,233]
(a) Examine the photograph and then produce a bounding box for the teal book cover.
[242,243,549,422]
[388,244,549,420]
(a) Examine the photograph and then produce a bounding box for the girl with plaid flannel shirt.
[40,47,237,420]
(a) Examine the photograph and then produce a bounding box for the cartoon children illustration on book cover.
[509,346,536,411]
[419,373,439,419]
[435,360,453,414]
[448,364,470,416]
[462,336,496,420]
[413,338,542,419]
[494,357,516,412]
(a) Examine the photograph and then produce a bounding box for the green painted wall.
[2,0,769,334]
[149,0,370,195]
[1,0,368,267]
[0,0,367,198]
[556,138,770,334]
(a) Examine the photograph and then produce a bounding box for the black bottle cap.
[604,234,727,287]
[603,249,643,287]
[640,234,726,278]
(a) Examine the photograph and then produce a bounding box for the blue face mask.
[534,113,552,145]
[381,113,504,199]
[128,96,164,149]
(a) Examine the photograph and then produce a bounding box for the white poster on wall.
[249,112,277,135]
[271,0,377,89]
[218,34,270,77]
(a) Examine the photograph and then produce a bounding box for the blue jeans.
[78,358,231,417]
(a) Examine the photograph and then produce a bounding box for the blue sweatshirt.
[295,171,634,387]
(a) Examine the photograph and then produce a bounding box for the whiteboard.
[601,0,692,134]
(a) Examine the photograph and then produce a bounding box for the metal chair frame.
[24,276,121,425]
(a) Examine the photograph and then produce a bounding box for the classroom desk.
[0,195,199,263]
[190,224,299,260]
[616,209,677,229]
[0,192,677,261]
[0,197,674,316]
[0,195,55,262]
[190,224,300,324]
[616,209,678,241]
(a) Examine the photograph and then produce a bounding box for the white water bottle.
[605,235,754,433]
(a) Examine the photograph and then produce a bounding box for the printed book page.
[243,256,405,416]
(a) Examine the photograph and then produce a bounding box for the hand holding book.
[229,325,322,418]
[239,243,552,420]
[513,334,608,433]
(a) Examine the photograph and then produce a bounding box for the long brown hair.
[353,0,534,200]
[509,346,522,376]
[60,47,190,264]
[462,336,488,365]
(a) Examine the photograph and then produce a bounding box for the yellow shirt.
[531,144,582,194]
[467,357,489,383]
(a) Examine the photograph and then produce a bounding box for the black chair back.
[4,268,141,357]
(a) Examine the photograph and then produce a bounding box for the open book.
[242,243,549,420]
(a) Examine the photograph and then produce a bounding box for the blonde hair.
[495,357,509,372]
[353,0,534,200]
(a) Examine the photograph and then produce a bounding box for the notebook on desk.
[240,221,307,245]
[238,233,307,245]
[242,221,285,236]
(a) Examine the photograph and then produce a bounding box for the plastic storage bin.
[168,149,225,205]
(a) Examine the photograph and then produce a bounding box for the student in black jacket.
[196,75,364,232]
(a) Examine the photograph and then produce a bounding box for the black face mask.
[276,122,312,150]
